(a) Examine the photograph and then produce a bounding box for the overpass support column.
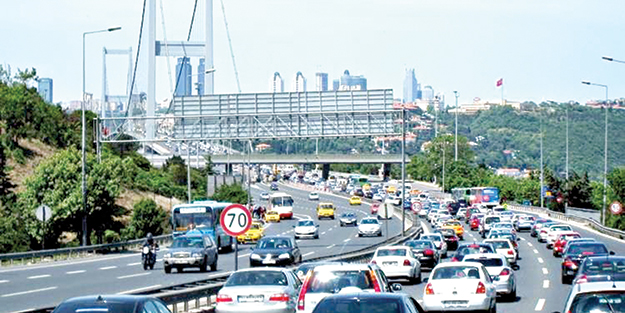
[322,164,330,180]
[383,163,391,181]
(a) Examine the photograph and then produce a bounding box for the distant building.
[38,78,53,103]
[271,72,284,93]
[294,72,306,92]
[403,69,421,102]
[422,86,434,101]
[174,57,192,96]
[449,98,522,114]
[333,70,367,91]
[197,58,205,95]
[315,72,328,91]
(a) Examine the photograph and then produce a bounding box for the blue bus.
[171,201,234,253]
[469,187,500,207]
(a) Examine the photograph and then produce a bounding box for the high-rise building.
[422,86,434,101]
[37,78,53,103]
[294,72,306,92]
[332,70,367,91]
[174,57,192,96]
[271,72,284,92]
[197,58,205,95]
[315,72,328,91]
[403,69,421,102]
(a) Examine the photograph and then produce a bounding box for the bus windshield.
[173,208,213,232]
[271,196,294,207]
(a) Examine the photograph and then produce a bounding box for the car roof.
[377,245,411,250]
[232,267,291,273]
[570,281,625,294]
[260,235,292,240]
[434,261,484,268]
[313,264,374,272]
[463,253,506,260]
[320,292,408,301]
[55,295,151,306]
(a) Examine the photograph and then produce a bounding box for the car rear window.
[53,302,136,313]
[313,298,400,313]
[485,217,500,224]
[308,270,374,293]
[226,271,288,286]
[569,291,625,313]
[432,266,481,280]
[567,244,608,256]
[465,258,504,267]
[406,241,434,249]
[489,241,511,249]
[377,248,407,257]
[458,245,494,255]
[582,258,625,275]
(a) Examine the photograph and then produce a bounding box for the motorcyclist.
[143,233,158,268]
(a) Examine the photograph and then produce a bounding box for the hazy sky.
[2,0,624,105]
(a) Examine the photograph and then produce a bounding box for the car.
[573,256,625,285]
[432,215,453,229]
[163,233,218,273]
[294,261,345,282]
[296,263,400,313]
[405,240,440,269]
[469,213,484,231]
[237,221,265,244]
[371,246,422,284]
[484,238,517,265]
[419,233,448,258]
[513,215,534,232]
[216,268,301,313]
[309,192,320,201]
[490,222,515,235]
[250,236,302,267]
[260,192,270,200]
[530,219,553,237]
[463,253,517,301]
[562,238,597,255]
[479,215,501,238]
[552,232,582,257]
[372,193,384,201]
[561,242,613,284]
[339,212,358,227]
[442,219,465,239]
[349,196,362,205]
[450,242,496,262]
[465,207,481,223]
[265,210,281,223]
[545,224,574,248]
[437,227,460,251]
[357,217,382,237]
[498,211,514,222]
[422,262,497,313]
[311,293,425,313]
[555,281,625,313]
[271,183,279,191]
[456,208,467,221]
[51,295,172,313]
[316,202,335,220]
[386,195,402,206]
[294,219,320,239]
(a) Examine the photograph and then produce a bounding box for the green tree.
[123,199,168,240]
[211,183,249,205]
[163,155,187,185]
[566,171,593,209]
[606,168,625,230]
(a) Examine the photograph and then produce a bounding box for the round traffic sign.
[36,205,52,222]
[412,202,422,213]
[220,204,253,237]
[610,201,623,215]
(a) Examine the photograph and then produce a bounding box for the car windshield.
[465,258,504,267]
[320,204,334,209]
[406,241,434,249]
[171,237,204,249]
[342,213,355,218]
[567,244,608,256]
[377,248,407,257]
[488,241,511,249]
[581,258,625,275]
[298,220,314,227]
[313,298,401,313]
[250,224,261,230]
[258,238,291,249]
[225,270,288,286]
[421,235,441,242]
[432,266,481,280]
[308,270,374,293]
[569,291,625,313]
[361,219,378,225]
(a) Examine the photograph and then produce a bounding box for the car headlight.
[192,253,202,258]
[164,253,171,258]
[278,253,290,259]
[251,253,261,260]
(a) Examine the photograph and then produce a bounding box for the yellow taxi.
[442,219,465,239]
[236,221,264,244]
[387,186,397,194]
[316,202,336,220]
[349,196,362,205]
[265,211,281,223]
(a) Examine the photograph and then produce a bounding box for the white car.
[544,224,573,248]
[308,192,319,201]
[491,222,515,234]
[357,217,382,237]
[371,246,422,283]
[260,192,270,200]
[456,208,467,220]
[386,195,401,206]
[420,233,448,258]
[422,262,497,313]
[372,194,384,201]
[463,253,517,301]
[484,238,517,264]
[294,219,319,239]
[433,215,453,229]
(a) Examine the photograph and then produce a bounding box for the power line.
[220,0,241,93]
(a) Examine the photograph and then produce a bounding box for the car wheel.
[561,275,570,284]
[210,259,218,272]
[415,271,422,284]
[490,302,497,313]
[378,232,382,237]
[508,288,517,302]
[199,257,208,272]
[164,266,171,274]
[295,235,299,239]
[340,222,344,227]
[176,266,183,273]
[358,233,362,237]
[314,234,319,239]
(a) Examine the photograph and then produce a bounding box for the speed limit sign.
[610,201,623,215]
[220,204,253,237]
[412,202,422,213]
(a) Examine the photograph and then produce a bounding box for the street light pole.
[401,107,406,237]
[540,113,544,209]
[565,103,569,212]
[454,91,459,162]
[81,26,121,246]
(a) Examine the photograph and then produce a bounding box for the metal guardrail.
[0,234,172,266]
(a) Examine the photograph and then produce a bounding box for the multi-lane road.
[0,182,403,313]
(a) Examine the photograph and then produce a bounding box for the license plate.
[443,301,468,308]
[263,259,276,264]
[383,261,398,266]
[238,295,264,303]
[174,259,188,264]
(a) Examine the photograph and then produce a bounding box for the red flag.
[496,78,503,87]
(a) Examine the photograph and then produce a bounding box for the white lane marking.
[127,262,141,266]
[542,268,549,274]
[238,253,250,258]
[533,249,539,254]
[344,238,351,242]
[519,237,525,241]
[1,286,57,298]
[303,252,315,257]
[543,280,550,288]
[99,266,117,270]
[538,257,544,264]
[354,234,359,238]
[469,233,474,237]
[118,272,151,279]
[527,242,533,247]
[27,274,50,280]
[321,232,326,235]
[327,244,336,249]
[117,284,162,295]
[66,270,85,275]
[156,258,162,262]
[0,280,8,284]
[535,298,546,311]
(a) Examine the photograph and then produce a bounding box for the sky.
[2,0,625,106]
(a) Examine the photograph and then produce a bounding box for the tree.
[0,142,15,204]
[211,183,249,205]
[163,156,187,185]
[566,171,593,209]
[123,199,168,240]
[106,133,140,157]
[606,167,625,230]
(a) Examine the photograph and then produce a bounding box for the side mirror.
[423,277,429,283]
[292,225,296,228]
[316,225,320,228]
[391,283,403,292]
[610,251,616,255]
[517,237,521,241]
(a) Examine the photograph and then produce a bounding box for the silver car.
[463,253,517,301]
[419,233,448,258]
[163,233,218,273]
[357,217,382,237]
[216,268,301,313]
[556,281,625,313]
[294,219,320,239]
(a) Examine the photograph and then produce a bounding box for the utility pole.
[454,91,459,161]
[540,113,544,209]
[401,107,406,236]
[565,103,569,212]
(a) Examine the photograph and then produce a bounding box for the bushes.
[123,199,169,240]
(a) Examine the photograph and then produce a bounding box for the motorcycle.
[142,244,158,270]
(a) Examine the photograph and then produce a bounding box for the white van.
[269,192,294,219]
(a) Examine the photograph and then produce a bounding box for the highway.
[0,182,402,313]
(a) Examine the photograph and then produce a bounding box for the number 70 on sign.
[220,204,253,237]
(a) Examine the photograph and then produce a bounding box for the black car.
[405,240,439,269]
[270,182,279,191]
[573,256,625,284]
[437,228,460,251]
[312,292,425,313]
[339,212,358,226]
[451,242,496,262]
[561,242,613,284]
[52,295,171,313]
[250,236,301,267]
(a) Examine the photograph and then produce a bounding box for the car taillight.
[540,230,547,234]
[425,283,435,295]
[403,259,411,266]
[216,294,233,303]
[269,293,290,302]
[476,281,486,294]
[563,259,577,269]
[575,274,588,284]
[370,260,377,264]
[369,270,382,292]
[297,271,312,310]
[507,250,514,255]
[451,256,459,262]
[424,249,434,256]
[500,269,510,276]
[582,251,594,256]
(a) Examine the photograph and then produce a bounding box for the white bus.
[268,192,294,219]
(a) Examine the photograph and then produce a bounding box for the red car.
[469,213,484,231]
[552,231,581,257]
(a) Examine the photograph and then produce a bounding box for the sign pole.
[234,238,238,271]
